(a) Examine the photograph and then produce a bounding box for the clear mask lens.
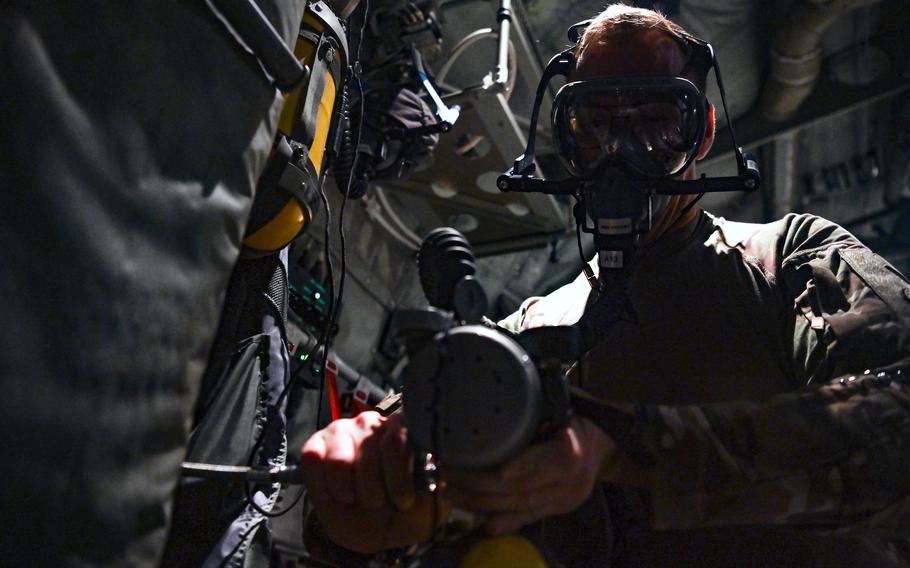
[554,78,705,179]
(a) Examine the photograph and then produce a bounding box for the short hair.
[575,4,708,90]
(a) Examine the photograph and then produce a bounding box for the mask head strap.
[511,49,574,176]
[568,18,592,44]
[675,33,760,187]
[508,18,595,177]
[499,18,761,197]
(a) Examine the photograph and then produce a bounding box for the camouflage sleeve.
[641,370,910,537]
[498,258,598,333]
[639,217,910,536]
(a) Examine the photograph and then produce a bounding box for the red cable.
[325,360,342,422]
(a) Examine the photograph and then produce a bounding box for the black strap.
[308,0,351,63]
[511,49,573,175]
[517,325,583,361]
[205,0,307,91]
[570,393,655,467]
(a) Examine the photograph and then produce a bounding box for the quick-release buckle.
[275,137,319,206]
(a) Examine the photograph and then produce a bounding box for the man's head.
[571,5,715,171]
[564,5,716,240]
[575,7,705,87]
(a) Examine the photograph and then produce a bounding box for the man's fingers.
[354,417,386,509]
[300,433,330,503]
[308,501,396,554]
[482,486,571,535]
[443,433,575,495]
[381,414,415,510]
[485,510,540,536]
[500,432,579,488]
[322,428,357,504]
[446,480,592,524]
[301,413,420,512]
[443,467,511,494]
[444,482,565,515]
[441,418,614,535]
[443,485,527,513]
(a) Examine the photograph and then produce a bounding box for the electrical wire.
[244,476,307,518]
[236,290,328,519]
[314,0,371,434]
[436,29,517,96]
[436,27,495,82]
[576,218,586,264]
[434,27,517,155]
[239,0,372,520]
[316,0,370,430]
[427,328,450,546]
[574,198,598,290]
[315,187,335,426]
[239,184,334,521]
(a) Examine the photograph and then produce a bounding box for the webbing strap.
[294,33,331,146]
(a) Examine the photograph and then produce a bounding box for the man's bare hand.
[442,416,614,535]
[301,412,449,553]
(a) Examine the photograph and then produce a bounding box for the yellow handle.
[459,535,548,568]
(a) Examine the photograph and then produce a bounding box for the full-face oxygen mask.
[497,20,761,276]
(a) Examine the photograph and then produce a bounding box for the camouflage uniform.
[502,211,910,566]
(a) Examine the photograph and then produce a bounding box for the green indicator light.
[314,292,321,300]
[299,354,309,361]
